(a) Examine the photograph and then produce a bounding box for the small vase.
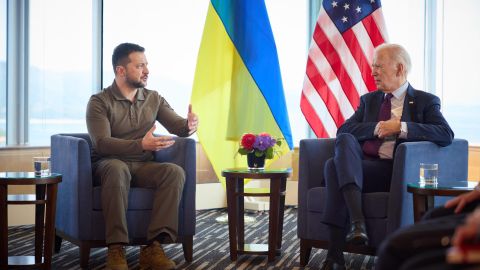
[247,152,266,170]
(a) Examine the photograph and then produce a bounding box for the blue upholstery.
[297,138,468,266]
[51,133,196,268]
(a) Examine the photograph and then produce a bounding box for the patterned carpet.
[8,207,376,269]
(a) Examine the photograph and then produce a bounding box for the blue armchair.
[297,138,468,266]
[51,133,196,268]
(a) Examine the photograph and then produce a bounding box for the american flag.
[300,0,388,138]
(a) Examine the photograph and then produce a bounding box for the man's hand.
[452,208,480,246]
[377,117,401,139]
[187,104,199,135]
[141,125,175,151]
[445,190,480,214]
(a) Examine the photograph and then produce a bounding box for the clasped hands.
[377,117,401,139]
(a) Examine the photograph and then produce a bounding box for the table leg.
[268,177,281,262]
[237,178,244,251]
[44,184,58,269]
[35,184,46,263]
[412,193,427,222]
[276,177,287,250]
[427,195,434,212]
[0,185,8,270]
[226,177,238,261]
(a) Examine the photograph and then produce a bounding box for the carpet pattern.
[7,207,376,269]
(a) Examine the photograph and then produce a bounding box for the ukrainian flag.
[191,0,293,181]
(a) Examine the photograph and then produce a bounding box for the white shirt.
[375,81,409,159]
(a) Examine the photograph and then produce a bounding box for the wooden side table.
[407,181,476,222]
[0,172,62,270]
[222,168,291,262]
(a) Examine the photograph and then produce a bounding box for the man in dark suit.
[320,43,454,270]
[376,188,480,270]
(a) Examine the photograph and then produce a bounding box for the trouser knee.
[336,133,358,146]
[161,163,185,189]
[96,159,131,188]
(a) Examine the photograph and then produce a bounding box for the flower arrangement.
[238,132,283,159]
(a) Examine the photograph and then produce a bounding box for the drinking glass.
[419,163,438,186]
[33,156,51,176]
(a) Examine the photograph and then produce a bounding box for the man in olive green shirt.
[86,43,198,270]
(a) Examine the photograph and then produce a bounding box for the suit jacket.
[338,84,454,148]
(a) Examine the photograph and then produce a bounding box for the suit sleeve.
[405,95,454,146]
[337,95,378,142]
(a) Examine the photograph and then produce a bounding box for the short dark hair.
[111,43,145,73]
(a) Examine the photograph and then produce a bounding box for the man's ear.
[115,65,125,77]
[396,63,404,77]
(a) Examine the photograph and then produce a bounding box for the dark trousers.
[321,133,393,227]
[376,200,480,270]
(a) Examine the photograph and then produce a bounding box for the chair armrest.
[154,137,196,235]
[298,138,336,191]
[387,138,469,232]
[51,134,93,238]
[298,138,335,237]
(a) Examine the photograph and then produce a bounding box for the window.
[103,0,308,145]
[103,0,208,137]
[0,0,6,146]
[28,0,93,146]
[440,0,480,145]
[3,1,471,148]
[382,0,425,88]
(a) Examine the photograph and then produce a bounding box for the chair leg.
[300,238,312,267]
[54,234,62,253]
[79,242,91,269]
[182,236,193,262]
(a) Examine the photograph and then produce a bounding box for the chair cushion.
[307,187,389,218]
[93,187,154,210]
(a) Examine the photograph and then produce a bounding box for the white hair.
[375,43,411,75]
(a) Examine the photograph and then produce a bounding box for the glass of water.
[419,163,438,186]
[33,157,51,176]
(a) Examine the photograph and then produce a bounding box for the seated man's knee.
[97,159,131,187]
[163,163,186,187]
[335,133,358,148]
[336,133,356,143]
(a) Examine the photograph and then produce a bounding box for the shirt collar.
[136,88,146,101]
[111,81,125,100]
[389,81,408,99]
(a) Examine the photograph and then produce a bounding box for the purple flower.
[253,134,276,151]
[238,132,282,160]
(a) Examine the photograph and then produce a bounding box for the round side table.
[0,172,62,270]
[407,180,476,222]
[222,168,292,262]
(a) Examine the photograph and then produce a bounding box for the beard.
[125,76,146,88]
